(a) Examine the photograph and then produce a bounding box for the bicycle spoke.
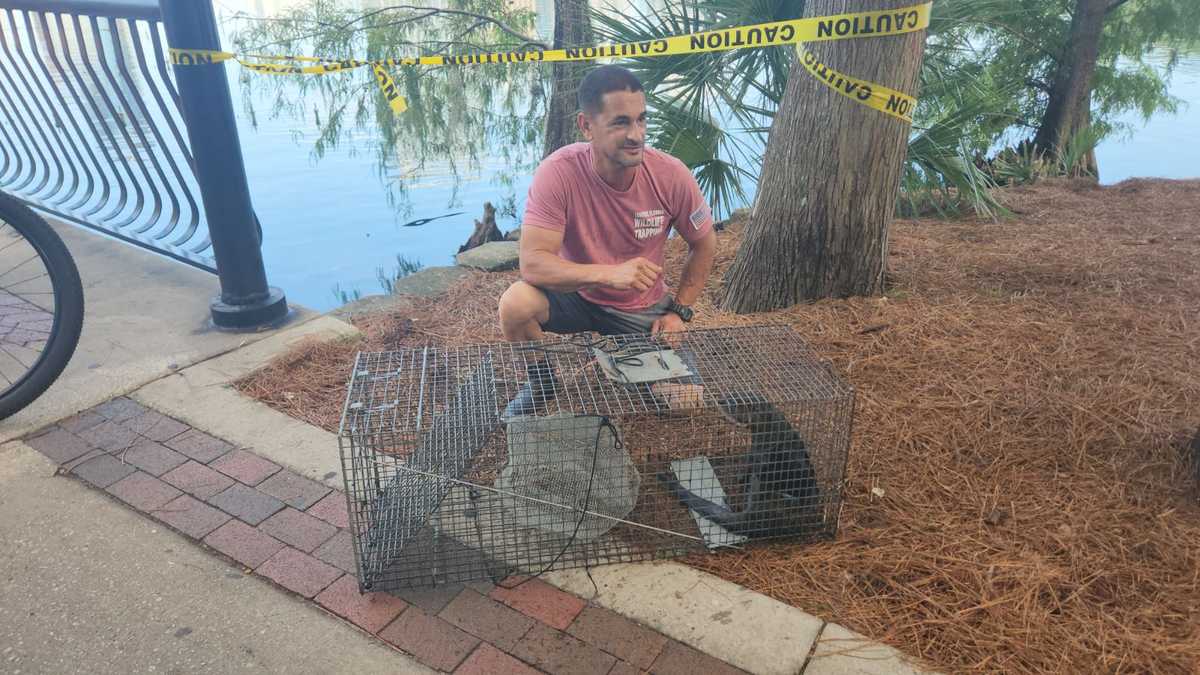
[0,236,27,256]
[0,342,35,370]
[0,322,53,337]
[1,273,55,313]
[4,272,48,287]
[0,346,16,387]
[1,293,54,310]
[0,348,33,387]
[0,197,83,419]
[0,253,41,281]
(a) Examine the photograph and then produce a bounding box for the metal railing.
[0,0,212,270]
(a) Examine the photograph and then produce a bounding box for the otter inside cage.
[338,324,854,593]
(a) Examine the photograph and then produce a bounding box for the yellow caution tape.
[169,49,365,74]
[169,49,234,66]
[795,44,917,123]
[169,1,930,121]
[372,64,408,115]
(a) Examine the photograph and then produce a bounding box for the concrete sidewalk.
[0,439,432,675]
[1,219,313,444]
[1,225,933,674]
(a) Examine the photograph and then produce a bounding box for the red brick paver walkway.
[24,398,749,674]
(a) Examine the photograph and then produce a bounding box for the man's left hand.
[651,311,685,335]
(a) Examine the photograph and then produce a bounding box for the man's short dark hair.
[578,65,644,115]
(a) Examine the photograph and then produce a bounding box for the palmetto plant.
[591,0,795,219]
[593,0,1014,219]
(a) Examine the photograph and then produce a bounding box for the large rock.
[331,294,413,321]
[330,266,471,320]
[455,241,520,271]
[392,265,473,296]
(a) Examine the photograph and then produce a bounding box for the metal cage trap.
[337,324,855,592]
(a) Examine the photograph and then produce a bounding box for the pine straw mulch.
[236,178,1200,674]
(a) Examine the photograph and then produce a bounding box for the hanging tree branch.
[227,0,551,219]
[241,6,546,55]
[321,5,547,49]
[238,9,439,53]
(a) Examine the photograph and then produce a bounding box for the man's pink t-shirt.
[522,143,714,311]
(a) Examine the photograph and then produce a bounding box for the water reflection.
[224,0,546,186]
[214,0,553,307]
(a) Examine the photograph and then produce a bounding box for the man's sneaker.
[502,360,560,421]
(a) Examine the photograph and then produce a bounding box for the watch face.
[668,298,692,321]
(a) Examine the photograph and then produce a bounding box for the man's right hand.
[608,257,663,292]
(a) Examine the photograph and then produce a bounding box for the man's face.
[579,89,647,169]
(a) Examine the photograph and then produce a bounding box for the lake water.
[1094,50,1199,183]
[213,3,1200,311]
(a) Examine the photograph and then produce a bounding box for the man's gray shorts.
[540,290,670,336]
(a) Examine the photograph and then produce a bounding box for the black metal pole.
[159,0,287,330]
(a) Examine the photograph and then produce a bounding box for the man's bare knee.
[499,281,549,340]
[499,281,549,323]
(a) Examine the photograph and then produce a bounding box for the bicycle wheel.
[0,191,84,420]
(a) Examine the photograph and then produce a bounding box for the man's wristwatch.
[666,297,694,322]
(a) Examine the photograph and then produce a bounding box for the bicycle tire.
[0,192,84,420]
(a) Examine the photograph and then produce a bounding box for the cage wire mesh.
[338,324,855,592]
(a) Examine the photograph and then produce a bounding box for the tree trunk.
[458,202,503,253]
[1077,105,1099,179]
[721,0,927,313]
[542,0,591,158]
[1032,0,1108,170]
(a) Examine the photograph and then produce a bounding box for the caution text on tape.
[795,44,917,123]
[169,2,930,122]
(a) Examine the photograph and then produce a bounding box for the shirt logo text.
[633,209,666,240]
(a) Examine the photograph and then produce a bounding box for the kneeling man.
[497,65,717,420]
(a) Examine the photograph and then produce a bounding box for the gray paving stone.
[58,411,106,434]
[207,483,285,525]
[152,495,232,539]
[25,428,94,464]
[80,421,139,453]
[124,410,190,442]
[257,470,331,510]
[71,453,136,488]
[121,438,188,477]
[165,429,234,464]
[92,397,148,423]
